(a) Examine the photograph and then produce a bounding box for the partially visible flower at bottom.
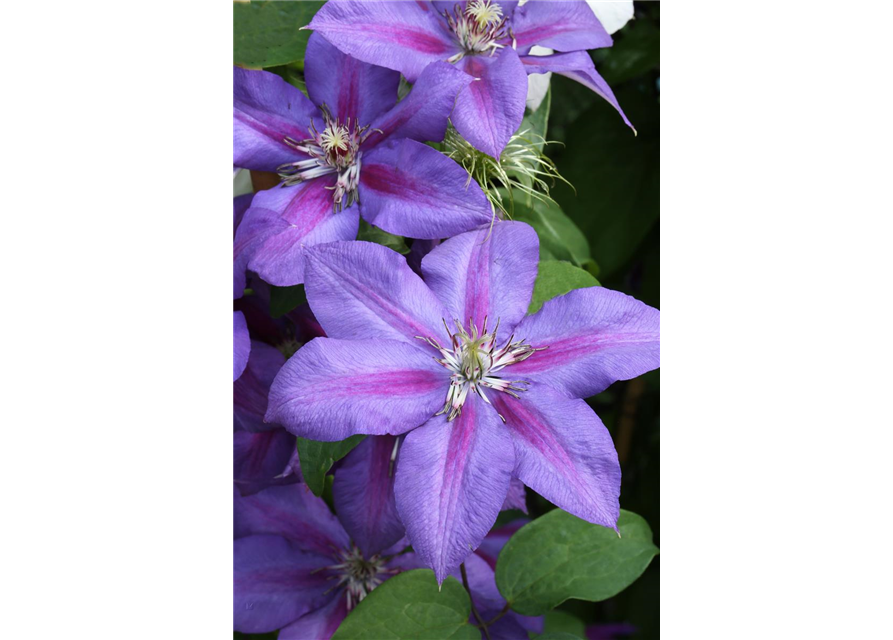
[233,483,534,639]
[587,622,637,640]
[233,310,249,382]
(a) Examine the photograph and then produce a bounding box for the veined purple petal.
[520,51,633,131]
[303,241,449,346]
[234,341,286,433]
[510,287,659,399]
[432,1,520,15]
[359,139,492,239]
[493,383,620,529]
[234,311,250,382]
[305,32,400,126]
[234,429,300,497]
[278,594,348,640]
[308,0,461,82]
[452,47,527,159]
[233,534,334,633]
[395,395,514,583]
[511,0,612,52]
[234,67,322,172]
[266,338,447,441]
[234,484,350,557]
[501,477,528,513]
[333,435,405,557]
[234,193,253,238]
[364,61,471,148]
[241,179,361,287]
[421,221,538,335]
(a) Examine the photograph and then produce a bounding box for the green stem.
[460,562,492,640]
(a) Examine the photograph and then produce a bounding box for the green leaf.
[520,85,551,154]
[331,570,479,640]
[357,219,409,254]
[234,1,325,69]
[542,610,587,638]
[528,261,599,314]
[508,194,590,266]
[495,509,659,616]
[296,436,365,496]
[269,284,306,319]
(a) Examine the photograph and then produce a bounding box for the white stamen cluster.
[278,105,375,212]
[444,0,508,62]
[419,317,541,421]
[324,546,394,611]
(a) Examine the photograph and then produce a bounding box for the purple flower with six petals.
[234,33,493,287]
[265,221,660,582]
[308,0,633,159]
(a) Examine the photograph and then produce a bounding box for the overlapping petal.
[234,67,321,172]
[501,477,528,513]
[451,47,528,159]
[239,179,360,287]
[520,51,633,131]
[511,0,612,52]
[266,338,447,441]
[234,311,250,382]
[421,221,538,335]
[233,534,333,633]
[234,341,286,433]
[364,61,471,148]
[395,395,515,583]
[234,483,350,556]
[278,595,348,640]
[333,435,405,557]
[304,32,400,126]
[308,0,460,82]
[234,429,300,497]
[303,241,449,346]
[510,286,660,398]
[493,383,621,528]
[359,138,492,239]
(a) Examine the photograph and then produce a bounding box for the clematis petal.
[240,179,360,287]
[234,483,350,556]
[303,241,449,346]
[421,221,538,335]
[510,286,659,399]
[395,395,515,583]
[266,338,447,441]
[520,51,633,131]
[234,341,286,433]
[278,594,348,640]
[304,32,400,126]
[359,138,492,239]
[234,193,253,238]
[333,435,405,557]
[511,0,612,52]
[234,429,300,497]
[234,311,250,382]
[233,534,334,633]
[364,61,471,148]
[234,67,321,172]
[493,383,620,529]
[308,0,460,82]
[452,47,528,159]
[501,477,528,514]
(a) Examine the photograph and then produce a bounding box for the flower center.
[278,105,374,212]
[444,0,508,62]
[419,317,541,421]
[326,546,392,611]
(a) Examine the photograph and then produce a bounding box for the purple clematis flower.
[265,221,660,582]
[234,33,492,287]
[308,0,632,159]
[234,482,531,639]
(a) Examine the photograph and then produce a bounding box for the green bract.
[295,435,365,496]
[528,260,601,314]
